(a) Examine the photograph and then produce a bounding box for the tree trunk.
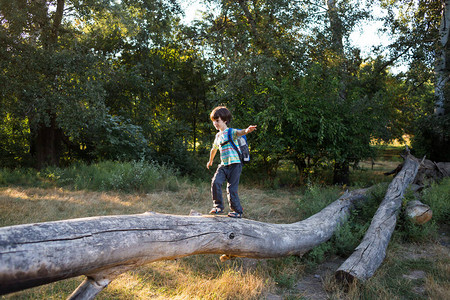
[30,0,66,169]
[327,0,346,101]
[435,0,450,116]
[0,188,368,298]
[333,161,350,185]
[385,158,450,186]
[335,154,421,283]
[33,114,63,169]
[327,0,351,185]
[414,159,450,186]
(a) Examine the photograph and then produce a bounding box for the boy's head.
[210,106,232,125]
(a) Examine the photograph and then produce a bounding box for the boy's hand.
[245,125,257,134]
[206,161,213,169]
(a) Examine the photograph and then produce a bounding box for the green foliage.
[396,217,439,243]
[357,257,444,299]
[382,0,447,164]
[295,184,341,218]
[421,177,450,224]
[327,185,384,256]
[412,113,450,162]
[332,220,368,257]
[148,119,205,177]
[0,0,204,170]
[39,160,180,193]
[304,241,333,264]
[267,256,303,289]
[301,178,448,265]
[0,113,31,168]
[86,115,150,162]
[0,0,441,183]
[301,183,386,262]
[289,173,449,280]
[0,168,49,188]
[393,179,449,243]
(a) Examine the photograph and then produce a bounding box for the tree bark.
[33,113,64,169]
[326,0,352,185]
[435,0,450,116]
[385,158,450,186]
[326,0,346,101]
[414,159,450,186]
[333,161,350,185]
[0,188,368,298]
[335,154,421,284]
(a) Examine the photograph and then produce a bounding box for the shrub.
[421,177,450,224]
[303,241,333,264]
[295,184,340,218]
[0,168,49,187]
[40,160,180,193]
[300,183,386,263]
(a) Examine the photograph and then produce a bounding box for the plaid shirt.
[213,128,241,166]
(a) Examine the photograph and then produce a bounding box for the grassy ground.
[0,158,449,299]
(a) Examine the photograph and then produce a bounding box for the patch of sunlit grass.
[102,258,272,299]
[1,171,449,300]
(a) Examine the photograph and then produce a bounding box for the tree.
[380,0,450,161]
[195,0,401,184]
[0,1,111,167]
[435,0,450,116]
[0,0,185,167]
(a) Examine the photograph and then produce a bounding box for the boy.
[206,106,257,218]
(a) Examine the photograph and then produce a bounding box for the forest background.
[1,1,450,299]
[1,0,449,184]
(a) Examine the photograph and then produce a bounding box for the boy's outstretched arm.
[206,148,217,169]
[236,125,257,137]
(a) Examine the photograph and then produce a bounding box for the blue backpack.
[227,129,250,164]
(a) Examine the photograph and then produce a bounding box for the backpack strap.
[227,129,243,164]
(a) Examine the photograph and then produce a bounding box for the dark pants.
[211,163,243,214]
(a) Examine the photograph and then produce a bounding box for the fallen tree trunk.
[414,160,450,186]
[385,156,450,187]
[0,188,368,299]
[335,154,421,283]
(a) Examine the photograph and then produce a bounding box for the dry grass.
[0,183,302,227]
[0,184,300,299]
[321,242,450,300]
[1,166,449,300]
[104,259,271,300]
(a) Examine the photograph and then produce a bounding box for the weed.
[421,177,450,224]
[295,184,340,218]
[303,241,333,265]
[267,256,305,290]
[38,160,181,193]
[0,168,51,188]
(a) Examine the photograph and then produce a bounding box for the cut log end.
[335,270,357,286]
[405,200,433,225]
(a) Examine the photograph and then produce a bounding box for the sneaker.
[227,211,242,218]
[209,207,224,214]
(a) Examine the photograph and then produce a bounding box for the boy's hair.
[210,106,232,125]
